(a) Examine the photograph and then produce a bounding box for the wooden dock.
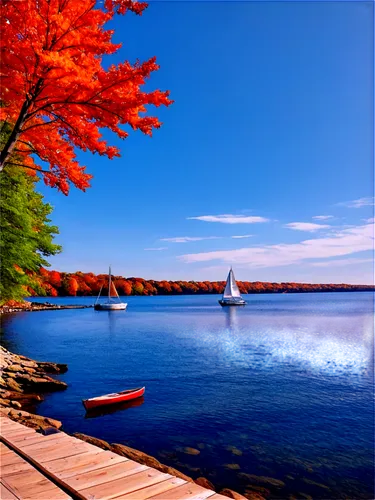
[0,416,227,500]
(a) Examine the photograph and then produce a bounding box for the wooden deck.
[0,416,227,500]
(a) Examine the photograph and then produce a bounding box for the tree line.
[34,270,374,297]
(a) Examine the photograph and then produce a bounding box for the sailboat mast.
[108,266,111,300]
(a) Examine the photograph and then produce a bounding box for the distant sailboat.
[219,268,246,306]
[94,266,127,311]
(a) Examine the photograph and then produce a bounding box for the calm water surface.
[1,292,374,499]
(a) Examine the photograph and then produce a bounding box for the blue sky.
[38,1,374,284]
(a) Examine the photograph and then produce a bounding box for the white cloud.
[337,197,375,208]
[187,214,269,224]
[285,222,331,232]
[312,215,334,220]
[231,235,253,239]
[310,258,373,268]
[160,236,221,243]
[179,222,374,269]
[144,247,168,251]
[365,217,375,223]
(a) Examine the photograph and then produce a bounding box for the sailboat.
[94,266,128,311]
[219,268,246,306]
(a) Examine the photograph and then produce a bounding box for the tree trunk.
[0,100,31,172]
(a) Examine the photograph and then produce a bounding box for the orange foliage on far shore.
[34,269,374,297]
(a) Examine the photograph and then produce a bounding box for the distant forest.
[33,269,374,297]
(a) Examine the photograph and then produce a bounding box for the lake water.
[1,292,374,499]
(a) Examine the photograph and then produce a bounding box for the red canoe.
[82,387,145,410]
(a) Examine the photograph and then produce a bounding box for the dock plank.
[147,482,217,500]
[63,460,148,491]
[80,468,171,499]
[0,419,33,433]
[116,477,187,499]
[1,481,20,500]
[10,432,68,447]
[11,434,76,452]
[1,460,32,476]
[1,442,14,454]
[2,475,69,500]
[1,428,36,439]
[1,452,29,467]
[53,453,129,479]
[30,443,99,465]
[40,450,109,474]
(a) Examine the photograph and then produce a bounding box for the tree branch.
[4,161,50,174]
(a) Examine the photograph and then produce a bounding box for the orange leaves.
[0,0,172,194]
[104,0,148,16]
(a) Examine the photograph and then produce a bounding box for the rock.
[158,450,178,461]
[73,433,112,451]
[244,486,270,497]
[0,376,7,387]
[45,417,63,429]
[35,361,68,374]
[8,409,62,430]
[111,443,164,469]
[220,488,249,500]
[0,398,10,406]
[6,378,23,393]
[163,465,193,483]
[238,474,285,488]
[180,447,200,455]
[5,392,43,403]
[244,492,265,500]
[10,401,22,409]
[225,464,241,470]
[0,358,9,369]
[9,409,31,418]
[301,478,330,490]
[18,354,33,361]
[195,477,215,491]
[290,494,313,500]
[110,443,193,483]
[20,360,37,368]
[15,374,67,391]
[7,364,23,372]
[23,367,36,374]
[227,446,243,456]
[0,407,11,415]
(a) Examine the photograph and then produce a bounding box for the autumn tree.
[62,276,79,296]
[49,270,62,289]
[0,0,172,194]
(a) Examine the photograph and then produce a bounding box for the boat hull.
[219,299,246,306]
[94,302,127,311]
[82,387,145,410]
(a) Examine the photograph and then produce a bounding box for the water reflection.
[223,307,239,330]
[84,396,145,419]
[242,316,373,368]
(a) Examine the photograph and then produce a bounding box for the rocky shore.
[0,346,265,500]
[0,300,93,314]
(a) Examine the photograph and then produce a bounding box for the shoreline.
[0,301,94,314]
[0,346,264,500]
[1,288,374,315]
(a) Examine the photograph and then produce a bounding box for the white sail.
[94,266,127,310]
[223,268,241,299]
